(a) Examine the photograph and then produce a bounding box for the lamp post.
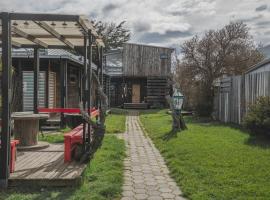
[173,88,184,114]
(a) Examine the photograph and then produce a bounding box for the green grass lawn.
[39,127,71,143]
[1,135,125,200]
[140,110,270,200]
[39,111,126,143]
[105,113,126,134]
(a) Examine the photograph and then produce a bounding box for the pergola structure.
[0,12,105,188]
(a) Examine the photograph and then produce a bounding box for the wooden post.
[87,31,92,146]
[0,12,12,188]
[33,47,40,114]
[18,59,23,111]
[82,34,88,152]
[45,60,50,108]
[60,58,67,128]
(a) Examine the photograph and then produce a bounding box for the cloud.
[0,0,270,48]
[133,21,151,33]
[255,4,268,12]
[139,30,192,43]
[102,3,119,13]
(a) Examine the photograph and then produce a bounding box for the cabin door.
[132,84,140,103]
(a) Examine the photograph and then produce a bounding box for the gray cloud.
[133,21,151,32]
[255,4,268,12]
[102,3,119,13]
[1,0,270,47]
[239,14,264,23]
[139,30,192,43]
[256,21,270,27]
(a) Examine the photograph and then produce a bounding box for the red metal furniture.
[38,108,98,114]
[64,124,83,162]
[0,140,19,173]
[38,108,100,162]
[10,140,19,173]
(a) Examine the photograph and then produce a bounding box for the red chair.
[0,140,19,173]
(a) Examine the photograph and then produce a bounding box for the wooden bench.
[64,124,83,162]
[63,108,100,162]
[0,140,19,173]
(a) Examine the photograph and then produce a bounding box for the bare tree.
[177,22,264,116]
[93,21,131,51]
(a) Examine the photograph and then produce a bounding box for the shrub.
[243,96,270,135]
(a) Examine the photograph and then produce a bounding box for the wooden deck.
[9,144,86,187]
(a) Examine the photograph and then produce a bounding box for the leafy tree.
[93,20,131,51]
[176,22,264,116]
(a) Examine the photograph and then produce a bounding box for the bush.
[243,96,270,135]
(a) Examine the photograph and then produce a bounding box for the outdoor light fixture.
[12,21,18,26]
[23,21,29,26]
[173,88,184,111]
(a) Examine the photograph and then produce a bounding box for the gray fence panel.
[214,71,270,124]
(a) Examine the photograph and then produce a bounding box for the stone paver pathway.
[121,111,186,200]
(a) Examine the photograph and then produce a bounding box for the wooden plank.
[12,26,48,48]
[9,144,86,186]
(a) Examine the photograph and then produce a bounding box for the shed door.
[48,72,56,108]
[132,84,140,103]
[23,71,46,111]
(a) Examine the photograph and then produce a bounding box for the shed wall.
[122,43,172,77]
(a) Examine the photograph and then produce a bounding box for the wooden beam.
[34,21,75,49]
[78,15,98,37]
[12,26,48,48]
[10,13,79,22]
[0,12,11,188]
[34,47,40,114]
[11,40,22,47]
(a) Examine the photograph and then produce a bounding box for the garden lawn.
[140,110,270,200]
[105,113,126,134]
[1,135,125,200]
[40,111,126,143]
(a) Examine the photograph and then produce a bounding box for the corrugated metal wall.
[214,71,270,124]
[48,71,56,108]
[23,71,46,111]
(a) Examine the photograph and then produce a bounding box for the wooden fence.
[213,71,270,124]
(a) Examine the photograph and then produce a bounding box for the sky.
[1,0,270,50]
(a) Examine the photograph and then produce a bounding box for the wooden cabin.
[106,43,174,108]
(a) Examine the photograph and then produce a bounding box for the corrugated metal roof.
[8,48,99,70]
[245,58,270,74]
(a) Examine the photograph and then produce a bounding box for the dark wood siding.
[67,66,80,108]
[122,43,173,77]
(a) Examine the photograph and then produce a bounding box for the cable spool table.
[12,112,50,150]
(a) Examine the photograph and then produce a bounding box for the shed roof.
[245,58,270,74]
[124,42,175,51]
